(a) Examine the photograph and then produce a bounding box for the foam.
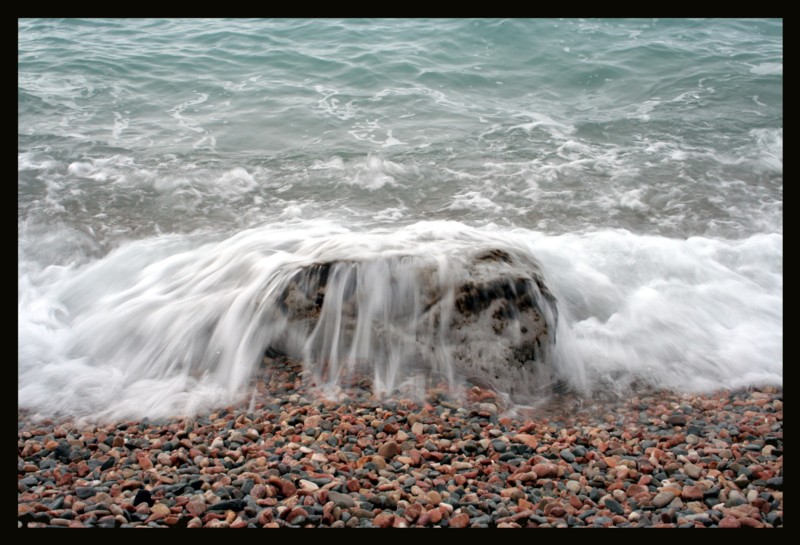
[749,62,782,76]
[19,221,782,420]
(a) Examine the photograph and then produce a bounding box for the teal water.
[18,19,782,419]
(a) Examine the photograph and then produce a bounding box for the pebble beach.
[18,356,783,528]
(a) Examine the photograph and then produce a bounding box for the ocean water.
[18,18,782,420]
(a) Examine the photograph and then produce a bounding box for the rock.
[666,414,686,426]
[287,507,308,525]
[514,434,539,450]
[559,449,575,463]
[652,491,676,508]
[719,516,741,528]
[351,508,375,520]
[75,487,96,500]
[449,513,470,528]
[371,455,387,470]
[269,249,559,399]
[404,502,422,522]
[150,503,171,519]
[328,491,356,509]
[765,477,783,490]
[626,484,647,498]
[532,463,558,478]
[208,499,245,512]
[683,463,702,479]
[411,422,425,436]
[96,515,117,528]
[137,453,153,471]
[186,500,206,517]
[491,439,508,453]
[378,441,399,459]
[133,489,153,507]
[298,479,319,492]
[681,485,704,501]
[500,488,526,501]
[280,479,297,497]
[604,499,624,515]
[726,491,747,507]
[374,513,394,528]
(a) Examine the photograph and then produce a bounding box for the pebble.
[604,499,624,515]
[683,462,702,479]
[681,485,704,501]
[16,360,782,528]
[377,441,399,459]
[328,491,356,508]
[531,463,558,478]
[559,449,575,463]
[651,490,677,508]
[719,516,741,528]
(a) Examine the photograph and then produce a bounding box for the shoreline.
[18,358,783,528]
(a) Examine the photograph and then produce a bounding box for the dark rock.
[605,499,624,515]
[100,457,115,471]
[571,445,587,458]
[19,476,38,488]
[54,444,71,462]
[39,459,57,470]
[240,479,255,495]
[559,449,575,463]
[208,499,246,512]
[593,516,613,527]
[666,414,686,426]
[133,489,153,507]
[765,477,783,490]
[766,511,783,526]
[269,249,559,399]
[75,487,96,500]
[96,515,117,528]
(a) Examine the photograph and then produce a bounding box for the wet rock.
[270,250,559,399]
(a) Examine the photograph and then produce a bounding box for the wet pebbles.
[18,358,783,528]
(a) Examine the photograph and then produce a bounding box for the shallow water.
[19,18,782,419]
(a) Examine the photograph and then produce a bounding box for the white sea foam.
[18,221,782,420]
[749,62,782,76]
[18,18,783,422]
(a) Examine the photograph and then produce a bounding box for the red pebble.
[374,513,395,528]
[719,516,741,528]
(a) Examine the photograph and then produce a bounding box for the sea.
[18,18,782,421]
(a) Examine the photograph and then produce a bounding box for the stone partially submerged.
[265,248,559,399]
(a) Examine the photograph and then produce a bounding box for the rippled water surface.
[19,18,782,419]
